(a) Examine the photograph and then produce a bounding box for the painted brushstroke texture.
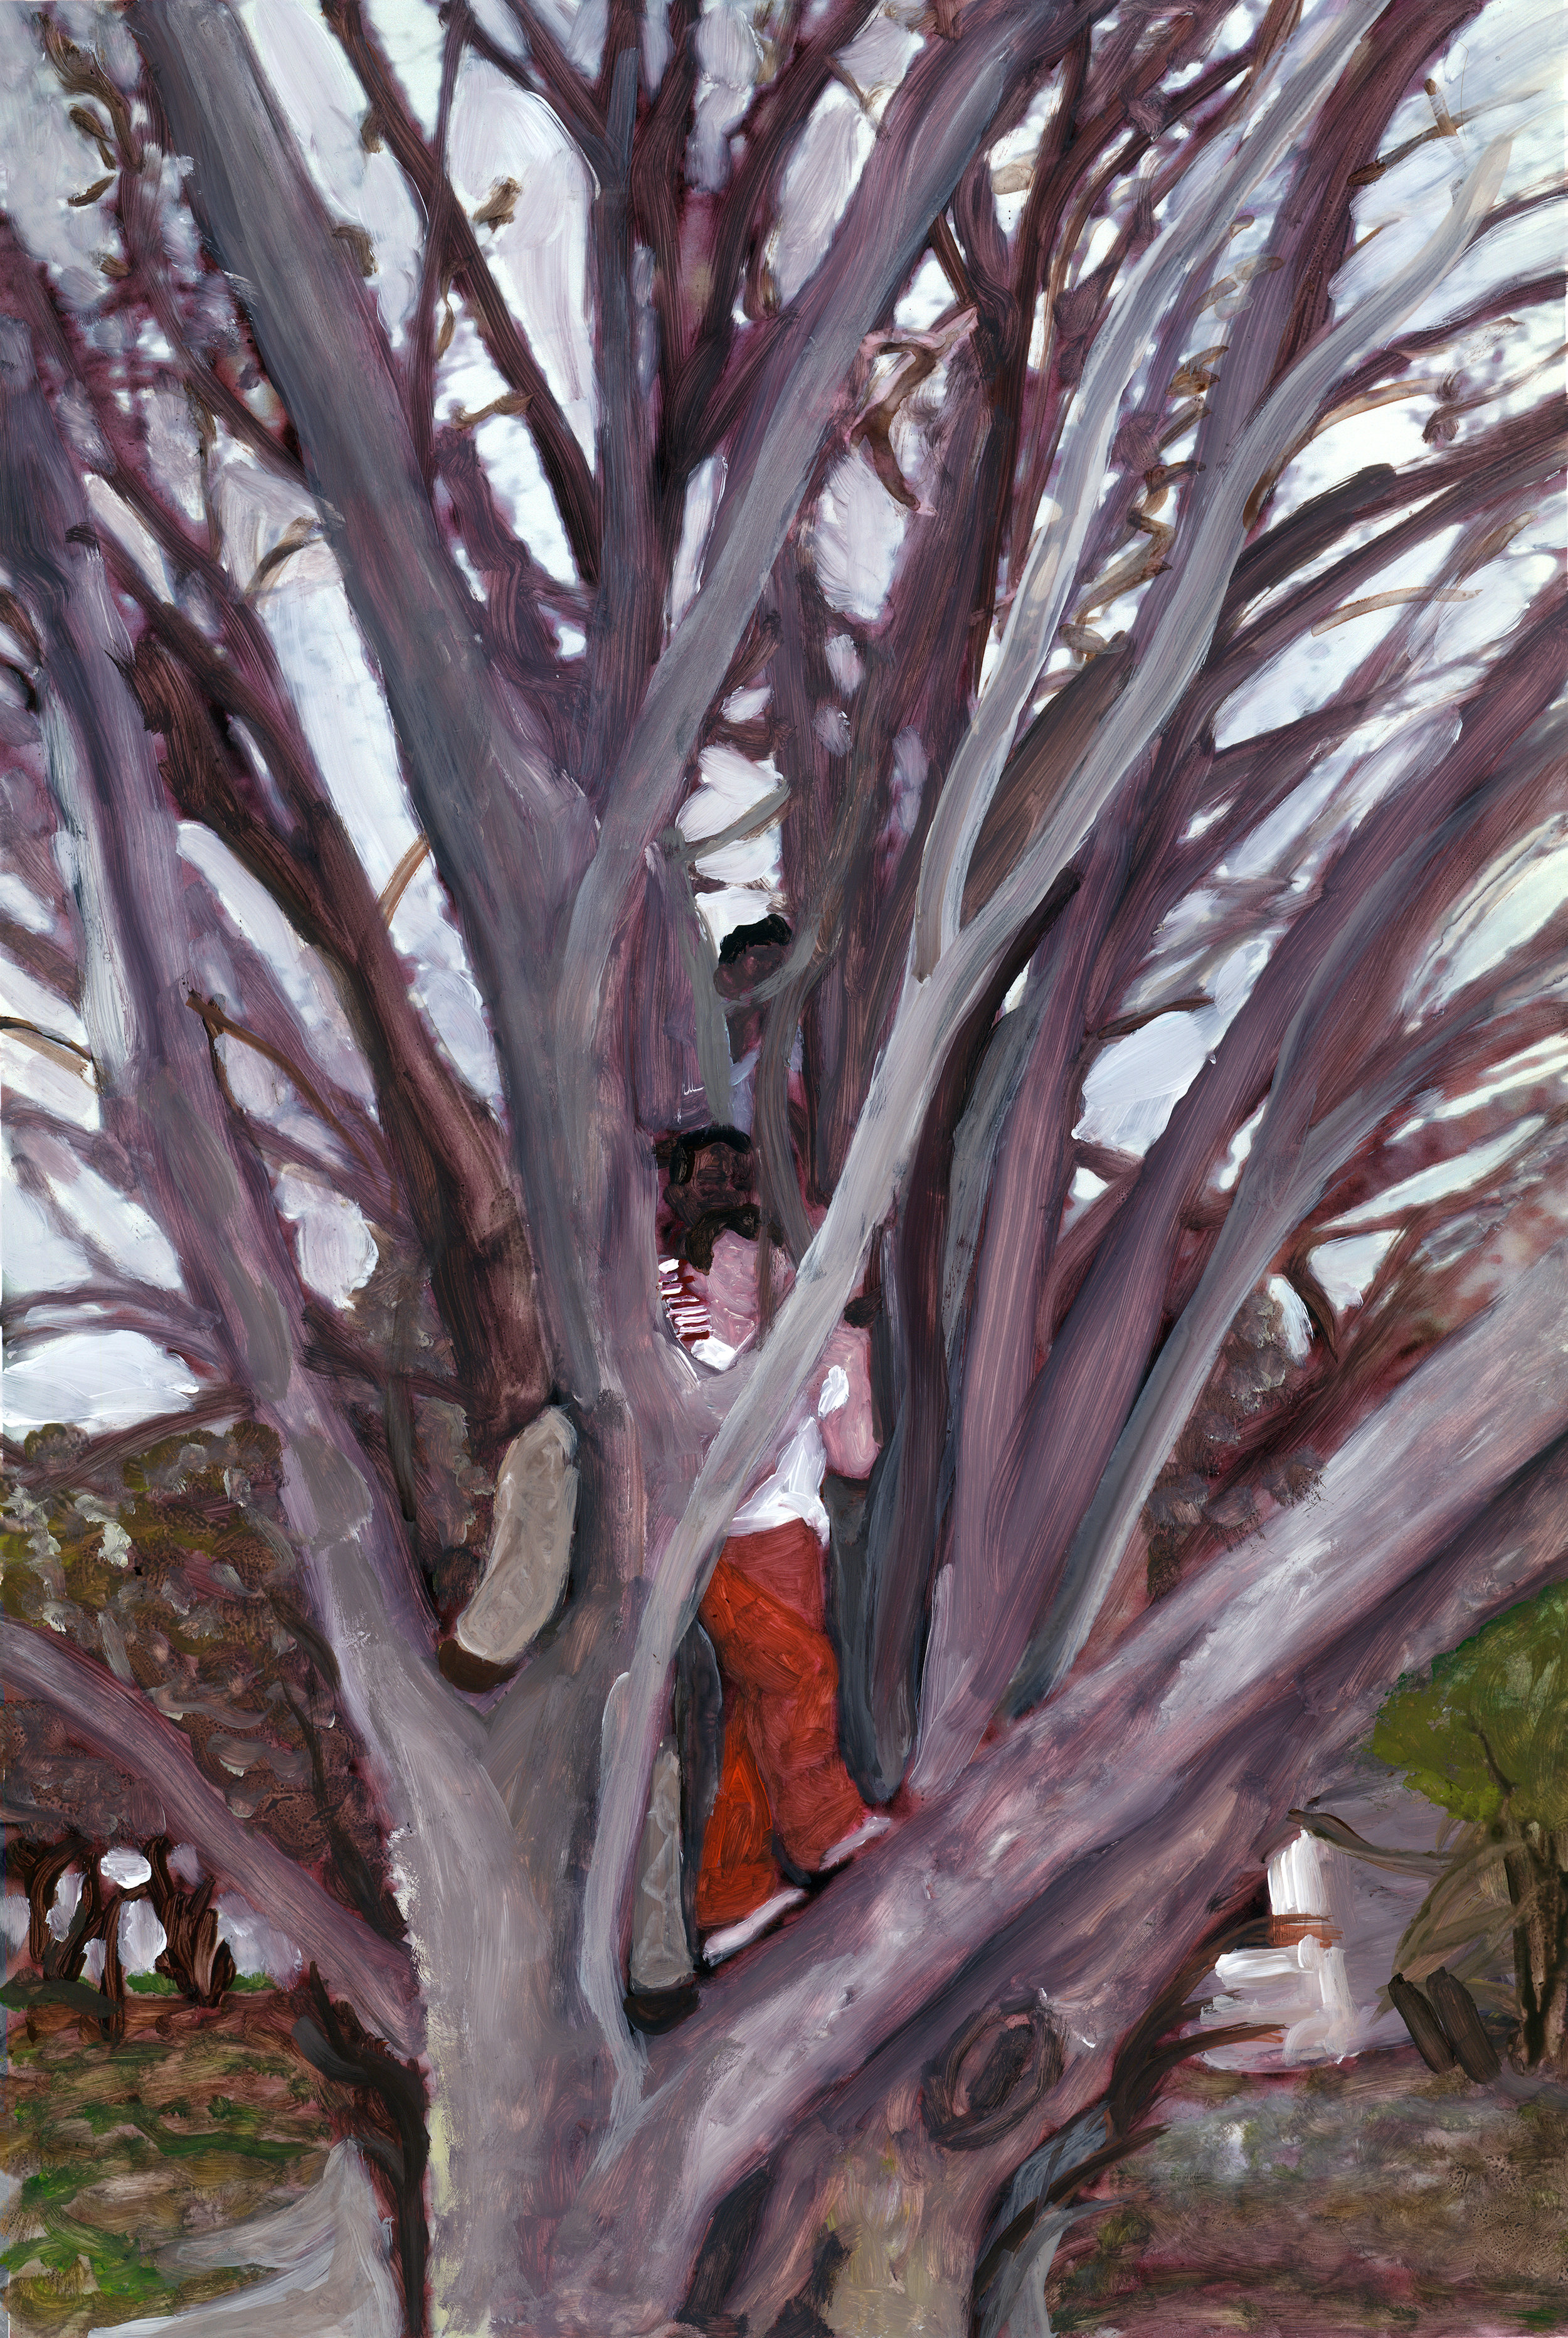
[119,2143,401,2336]
[0,0,1564,2327]
[3,1618,413,2046]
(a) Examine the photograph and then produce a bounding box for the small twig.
[0,1017,96,1077]
[378,836,432,926]
[186,992,389,1192]
[667,787,789,867]
[1290,1809,1451,1873]
[323,0,600,580]
[407,1,467,489]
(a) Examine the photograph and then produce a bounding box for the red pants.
[694,1520,867,1929]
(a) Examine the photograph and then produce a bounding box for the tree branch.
[131,0,583,906]
[657,0,881,482]
[628,0,698,455]
[578,46,664,793]
[942,819,1126,1681]
[0,915,79,1002]
[558,0,1098,1086]
[117,571,549,1447]
[911,595,1565,1788]
[437,427,578,759]
[3,1618,418,2050]
[578,127,1515,2093]
[912,0,1387,976]
[406,0,467,493]
[1022,945,1561,1710]
[1132,0,1496,642]
[493,0,613,166]
[132,4,604,1408]
[3,1279,220,1369]
[323,0,601,582]
[1,320,578,2313]
[111,125,309,489]
[1,1385,247,1494]
[1216,395,1566,671]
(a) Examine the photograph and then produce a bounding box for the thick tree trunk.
[0,304,605,2334]
[273,1408,573,2327]
[1506,1836,1568,2074]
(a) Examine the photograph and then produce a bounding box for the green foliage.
[1372,1581,1568,1831]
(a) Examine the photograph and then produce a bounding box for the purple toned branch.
[2,1282,220,1371]
[127,2,610,1395]
[557,0,1096,1081]
[580,129,1515,2096]
[657,0,881,477]
[1025,929,1567,1709]
[405,1,467,492]
[1216,398,1566,679]
[913,0,1387,976]
[130,2,594,984]
[111,135,307,489]
[0,916,79,1003]
[942,822,1126,1657]
[493,0,613,167]
[1,326,570,2286]
[1088,419,1564,1049]
[1330,263,1565,417]
[107,590,548,1440]
[435,427,579,753]
[3,1618,418,2049]
[808,338,1015,1188]
[1,1388,248,1495]
[323,0,601,582]
[909,592,1565,1789]
[1133,0,1488,642]
[578,48,664,794]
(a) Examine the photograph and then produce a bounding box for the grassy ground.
[2,1987,352,2335]
[8,2006,1567,2334]
[1046,2046,1568,2336]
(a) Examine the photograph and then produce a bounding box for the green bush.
[1372,1582,1568,1832]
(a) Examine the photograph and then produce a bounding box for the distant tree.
[1375,1583,1568,2073]
[1,0,1565,2328]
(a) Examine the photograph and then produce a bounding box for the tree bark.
[559,1242,1568,2316]
[1507,1836,1568,2073]
[3,1620,415,2046]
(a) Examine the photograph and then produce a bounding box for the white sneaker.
[820,1812,892,1869]
[702,1887,807,1964]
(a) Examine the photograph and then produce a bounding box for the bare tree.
[1,0,1565,2326]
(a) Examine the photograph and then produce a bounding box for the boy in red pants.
[696,1513,871,1937]
[686,1244,886,1952]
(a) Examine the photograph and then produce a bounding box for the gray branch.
[554,0,1084,1097]
[4,1618,418,2049]
[130,0,603,1393]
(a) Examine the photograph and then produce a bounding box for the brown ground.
[1047,2046,1568,2336]
[8,2006,1567,2334]
[2,1985,351,2334]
